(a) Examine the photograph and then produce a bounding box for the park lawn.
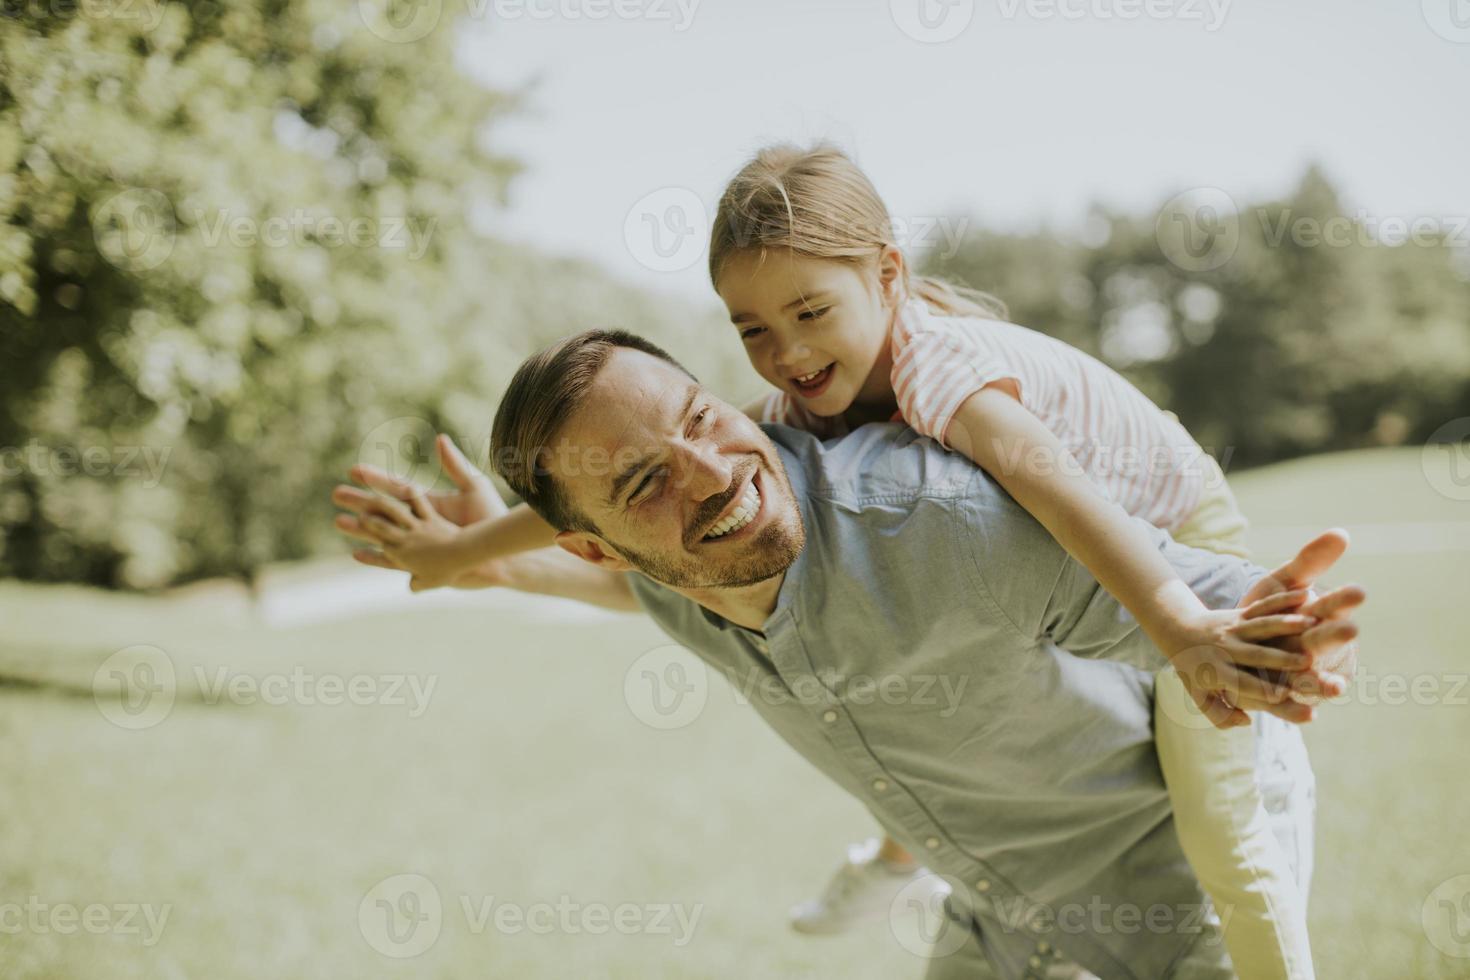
[0,446,1465,979]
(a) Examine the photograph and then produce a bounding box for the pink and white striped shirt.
[757,299,1206,531]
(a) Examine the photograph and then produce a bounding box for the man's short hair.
[489,329,698,533]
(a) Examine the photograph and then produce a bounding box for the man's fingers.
[352,463,426,504]
[360,494,413,528]
[406,485,433,521]
[1301,618,1359,657]
[1221,664,1291,705]
[1177,660,1291,705]
[335,514,384,544]
[1241,589,1310,620]
[1301,584,1367,622]
[332,484,378,515]
[437,434,485,491]
[1231,614,1319,643]
[1203,694,1249,729]
[1287,669,1348,701]
[1268,528,1350,592]
[352,548,402,571]
[365,514,405,545]
[1221,641,1313,672]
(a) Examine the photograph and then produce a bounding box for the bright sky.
[454,0,1466,305]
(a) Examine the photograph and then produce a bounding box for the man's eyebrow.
[607,383,701,505]
[730,292,831,325]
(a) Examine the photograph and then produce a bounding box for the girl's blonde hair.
[708,143,1006,320]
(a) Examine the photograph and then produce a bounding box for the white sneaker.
[789,837,949,935]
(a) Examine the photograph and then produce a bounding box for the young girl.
[378,144,1317,979]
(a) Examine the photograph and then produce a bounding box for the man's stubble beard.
[611,513,805,590]
[603,451,806,590]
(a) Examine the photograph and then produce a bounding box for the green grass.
[1,446,1466,979]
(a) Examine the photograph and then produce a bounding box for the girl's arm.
[946,384,1315,727]
[378,501,558,592]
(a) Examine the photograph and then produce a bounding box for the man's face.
[549,348,805,590]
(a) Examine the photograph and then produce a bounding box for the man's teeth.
[705,483,761,540]
[795,367,827,383]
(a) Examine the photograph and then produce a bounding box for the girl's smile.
[789,362,836,398]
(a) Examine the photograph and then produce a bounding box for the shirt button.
[975,879,991,892]
[1038,942,1051,954]
[872,779,888,792]
[822,710,838,723]
[1029,955,1042,968]
[925,837,940,850]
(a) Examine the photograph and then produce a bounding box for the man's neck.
[677,570,787,633]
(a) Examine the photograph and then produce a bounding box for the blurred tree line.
[3,5,1467,590]
[0,0,738,588]
[922,169,1470,469]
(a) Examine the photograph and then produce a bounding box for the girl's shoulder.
[899,300,1034,353]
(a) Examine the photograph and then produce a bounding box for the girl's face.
[716,247,903,417]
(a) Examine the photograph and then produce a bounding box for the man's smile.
[697,467,766,545]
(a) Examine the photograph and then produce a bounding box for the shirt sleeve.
[891,322,1023,450]
[954,474,1268,672]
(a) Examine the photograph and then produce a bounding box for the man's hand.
[1176,529,1365,728]
[1237,528,1363,690]
[332,434,512,590]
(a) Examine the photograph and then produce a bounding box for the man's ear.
[555,530,634,572]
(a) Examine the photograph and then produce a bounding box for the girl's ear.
[877,245,906,305]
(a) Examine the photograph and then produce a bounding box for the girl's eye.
[798,307,829,322]
[739,327,765,340]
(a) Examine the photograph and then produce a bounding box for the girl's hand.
[359,503,483,593]
[333,434,515,590]
[1166,604,1319,729]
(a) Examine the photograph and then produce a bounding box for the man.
[334,330,1362,979]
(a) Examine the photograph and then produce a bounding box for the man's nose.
[672,440,733,501]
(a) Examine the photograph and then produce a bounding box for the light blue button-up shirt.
[628,423,1310,979]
